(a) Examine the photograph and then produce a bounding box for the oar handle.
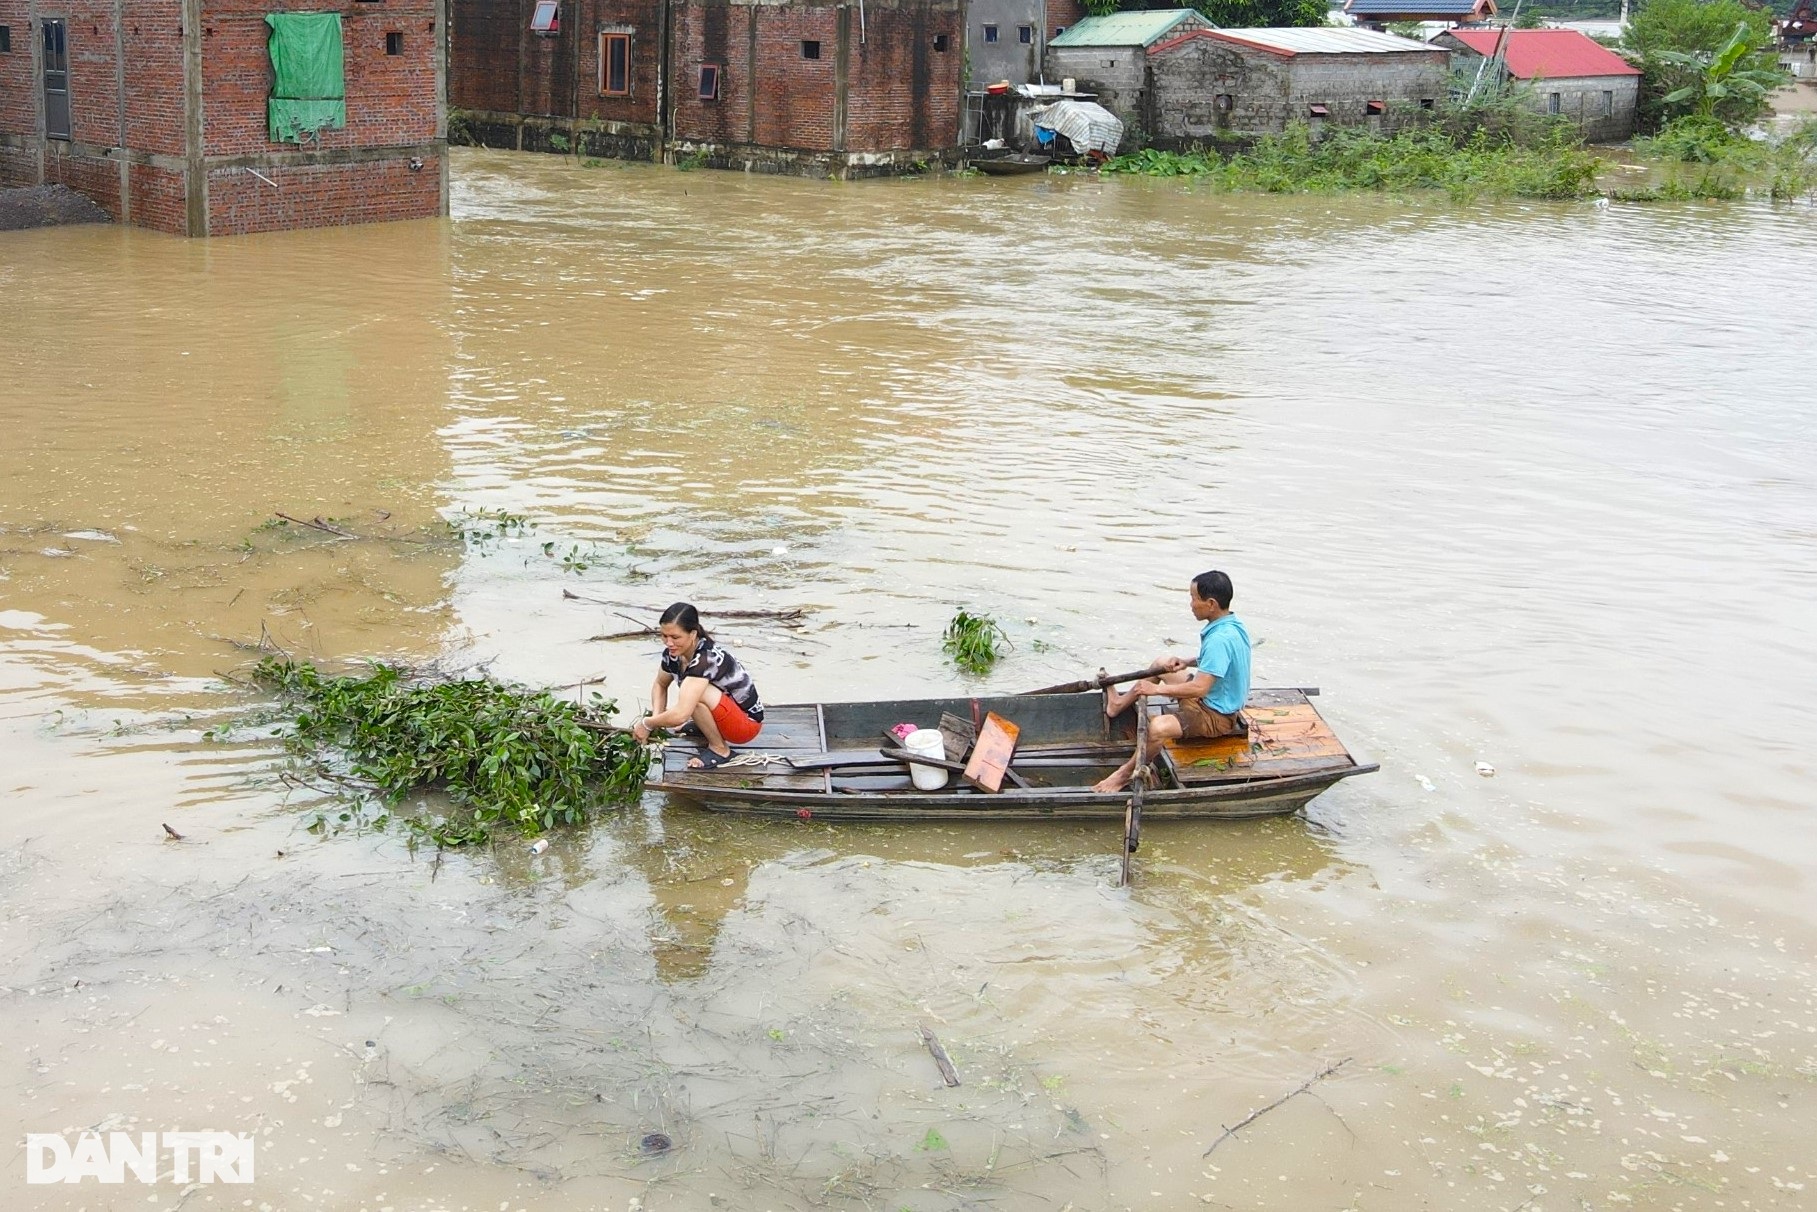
[1020,662,1173,696]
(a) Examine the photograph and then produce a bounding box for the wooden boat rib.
[646,688,1375,822]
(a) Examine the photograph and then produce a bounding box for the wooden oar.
[1020,663,1172,696]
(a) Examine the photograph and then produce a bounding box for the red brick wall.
[846,4,960,151]
[673,0,958,155]
[207,154,441,233]
[41,143,120,213]
[125,0,188,156]
[576,0,661,126]
[452,0,663,125]
[0,0,32,161]
[751,6,837,151]
[202,0,439,157]
[671,0,751,144]
[1047,0,1085,35]
[450,0,522,113]
[129,161,190,233]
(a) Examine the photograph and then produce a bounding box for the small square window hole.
[983,24,998,43]
[933,33,948,51]
[801,39,820,59]
[386,31,403,55]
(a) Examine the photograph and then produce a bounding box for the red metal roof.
[1443,28,1639,79]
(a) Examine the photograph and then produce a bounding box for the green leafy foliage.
[1654,20,1790,121]
[1102,113,1601,201]
[1625,0,1785,131]
[1626,115,1817,199]
[942,610,1009,675]
[255,658,648,846]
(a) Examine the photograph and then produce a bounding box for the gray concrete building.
[1435,28,1641,142]
[966,0,1088,89]
[1152,28,1449,143]
[1048,18,1447,148]
[1042,9,1214,140]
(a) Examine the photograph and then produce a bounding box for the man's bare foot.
[1092,775,1128,794]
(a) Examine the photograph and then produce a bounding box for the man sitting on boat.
[1093,570,1251,793]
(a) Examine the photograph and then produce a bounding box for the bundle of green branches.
[942,609,1009,676]
[254,657,647,846]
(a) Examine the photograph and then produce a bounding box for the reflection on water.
[3,149,1816,1209]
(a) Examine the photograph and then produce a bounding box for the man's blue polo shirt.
[1197,613,1251,715]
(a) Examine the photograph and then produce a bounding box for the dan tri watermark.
[24,1132,255,1185]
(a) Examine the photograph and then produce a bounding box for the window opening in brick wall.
[1308,103,1328,117]
[41,18,70,139]
[983,24,999,43]
[0,25,11,53]
[1547,92,1560,114]
[1018,25,1033,43]
[530,1,559,36]
[1365,98,1385,114]
[698,63,720,100]
[386,31,403,55]
[1418,97,1434,109]
[600,31,630,94]
[1054,26,1066,36]
[801,39,820,59]
[933,33,948,51]
[1602,89,1613,117]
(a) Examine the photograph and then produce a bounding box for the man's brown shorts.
[1175,697,1248,740]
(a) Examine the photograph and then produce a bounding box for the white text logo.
[24,1132,255,1184]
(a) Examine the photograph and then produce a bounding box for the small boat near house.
[647,687,1375,822]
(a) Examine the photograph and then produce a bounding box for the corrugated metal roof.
[1346,0,1493,15]
[1443,28,1640,78]
[1048,10,1209,48]
[1206,27,1444,55]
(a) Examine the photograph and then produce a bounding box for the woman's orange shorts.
[710,694,763,745]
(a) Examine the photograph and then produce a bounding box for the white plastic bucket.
[903,728,949,791]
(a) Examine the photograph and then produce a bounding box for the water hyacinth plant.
[942,609,1009,675]
[254,657,648,845]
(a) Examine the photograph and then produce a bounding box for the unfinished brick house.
[450,0,965,177]
[0,0,448,235]
[449,0,665,156]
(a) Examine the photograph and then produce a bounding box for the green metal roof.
[1048,10,1211,48]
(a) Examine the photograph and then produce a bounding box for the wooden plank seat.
[659,705,828,791]
[1156,689,1357,786]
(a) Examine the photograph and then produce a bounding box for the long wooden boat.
[646,688,1375,822]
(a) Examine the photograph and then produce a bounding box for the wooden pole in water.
[1120,704,1148,887]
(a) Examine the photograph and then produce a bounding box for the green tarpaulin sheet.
[266,12,346,143]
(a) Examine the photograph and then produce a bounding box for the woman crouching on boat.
[629,602,765,769]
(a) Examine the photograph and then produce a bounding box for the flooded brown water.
[4,149,1816,1212]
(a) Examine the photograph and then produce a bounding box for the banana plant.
[1657,20,1790,120]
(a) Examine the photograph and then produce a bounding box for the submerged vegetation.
[254,658,648,846]
[1098,87,1817,203]
[1103,121,1601,200]
[942,610,1009,675]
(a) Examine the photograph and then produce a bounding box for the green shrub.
[255,658,648,846]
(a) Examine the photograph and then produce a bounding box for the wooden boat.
[646,688,1375,822]
[972,153,1051,176]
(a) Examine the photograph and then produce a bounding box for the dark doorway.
[42,18,70,140]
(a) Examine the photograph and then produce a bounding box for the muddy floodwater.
[3,151,1816,1212]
